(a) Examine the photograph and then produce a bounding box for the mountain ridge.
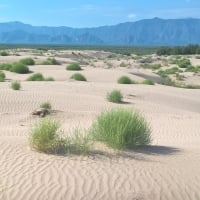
[0,18,200,46]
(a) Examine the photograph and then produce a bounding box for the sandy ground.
[0,50,200,200]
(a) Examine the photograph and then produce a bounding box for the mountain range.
[0,18,200,46]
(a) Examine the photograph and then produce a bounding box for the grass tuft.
[89,108,151,150]
[117,76,132,84]
[10,81,21,90]
[107,90,123,103]
[66,63,82,71]
[70,73,87,81]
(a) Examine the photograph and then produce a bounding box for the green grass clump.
[185,66,200,73]
[142,79,155,85]
[10,81,21,90]
[70,73,87,81]
[66,63,81,71]
[0,51,9,56]
[40,102,52,109]
[107,90,123,103]
[27,73,45,81]
[41,58,59,65]
[157,67,182,77]
[19,57,35,65]
[117,76,132,84]
[141,63,161,70]
[29,118,91,154]
[11,62,30,74]
[120,62,128,67]
[45,77,55,81]
[0,71,5,82]
[0,63,12,71]
[89,108,151,149]
[177,59,191,68]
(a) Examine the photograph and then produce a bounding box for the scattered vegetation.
[27,73,54,81]
[0,71,5,82]
[142,79,155,85]
[107,90,123,103]
[157,67,182,77]
[42,58,60,65]
[89,108,151,150]
[177,59,191,68]
[70,73,87,81]
[10,81,21,90]
[0,63,12,71]
[141,63,161,70]
[66,63,82,71]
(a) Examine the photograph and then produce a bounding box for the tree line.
[156,44,200,55]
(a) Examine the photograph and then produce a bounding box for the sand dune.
[0,51,200,200]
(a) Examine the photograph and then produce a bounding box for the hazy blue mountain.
[0,18,200,45]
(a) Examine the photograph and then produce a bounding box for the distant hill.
[0,18,200,46]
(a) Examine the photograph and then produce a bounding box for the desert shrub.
[27,73,45,81]
[40,102,52,109]
[185,66,200,73]
[141,63,161,70]
[160,76,176,86]
[10,81,21,90]
[120,62,128,67]
[142,79,155,85]
[0,63,12,71]
[89,108,151,149]
[175,73,184,81]
[177,59,191,68]
[45,77,55,81]
[11,62,29,74]
[0,71,5,82]
[0,51,9,56]
[66,63,81,71]
[70,73,87,81]
[20,57,35,65]
[157,67,182,77]
[42,58,59,65]
[117,76,132,84]
[29,118,91,154]
[107,90,123,103]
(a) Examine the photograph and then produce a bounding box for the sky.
[0,0,200,27]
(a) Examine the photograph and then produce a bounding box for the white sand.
[0,51,200,200]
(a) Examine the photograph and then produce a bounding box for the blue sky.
[0,0,200,27]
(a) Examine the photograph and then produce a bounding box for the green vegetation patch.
[107,90,123,103]
[89,108,151,150]
[70,73,87,81]
[66,63,82,71]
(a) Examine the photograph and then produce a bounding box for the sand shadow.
[133,145,181,156]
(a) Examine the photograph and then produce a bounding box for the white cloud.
[128,13,136,19]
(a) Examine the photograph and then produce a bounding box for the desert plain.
[0,48,200,200]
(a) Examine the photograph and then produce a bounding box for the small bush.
[11,62,29,74]
[185,66,200,73]
[177,59,191,68]
[0,63,12,71]
[40,102,52,109]
[107,90,123,103]
[19,57,35,65]
[117,76,132,84]
[42,58,59,65]
[120,62,128,67]
[141,63,161,70]
[157,67,182,77]
[66,63,81,71]
[89,108,151,149]
[10,81,21,90]
[0,71,5,82]
[27,73,45,81]
[45,77,55,81]
[70,73,87,81]
[142,79,155,85]
[0,51,9,56]
[29,118,91,154]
